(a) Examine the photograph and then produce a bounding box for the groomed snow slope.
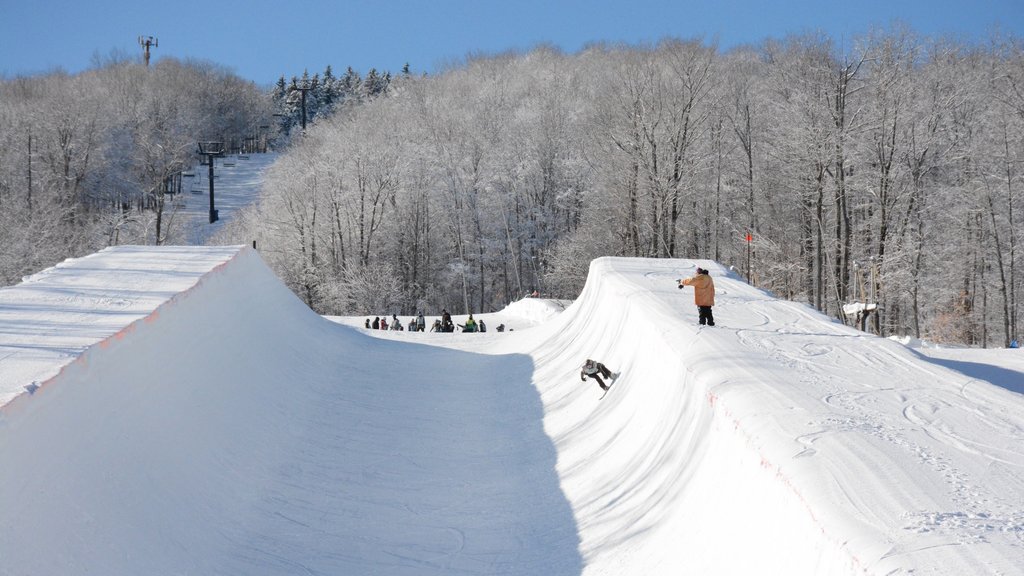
[1,248,1023,575]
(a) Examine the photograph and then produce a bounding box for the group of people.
[366,309,504,334]
[366,313,426,332]
[428,310,491,333]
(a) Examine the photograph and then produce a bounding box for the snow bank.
[511,257,1024,575]
[0,246,580,575]
[490,258,870,574]
[498,296,570,325]
[0,246,241,408]
[2,249,1022,575]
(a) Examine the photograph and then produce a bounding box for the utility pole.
[138,36,158,66]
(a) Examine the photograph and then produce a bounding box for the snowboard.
[598,372,621,400]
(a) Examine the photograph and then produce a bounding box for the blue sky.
[1,0,1021,86]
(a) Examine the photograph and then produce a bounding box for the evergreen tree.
[341,67,363,102]
[321,65,338,113]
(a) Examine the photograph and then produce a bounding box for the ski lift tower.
[197,141,224,223]
[287,83,313,132]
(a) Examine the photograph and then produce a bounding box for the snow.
[1,248,1023,575]
[0,246,241,406]
[843,301,878,316]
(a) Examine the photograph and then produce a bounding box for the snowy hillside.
[1,247,1022,575]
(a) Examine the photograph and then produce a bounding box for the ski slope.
[171,151,278,245]
[1,247,1022,575]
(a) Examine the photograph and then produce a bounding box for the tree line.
[271,65,397,139]
[224,28,1022,347]
[0,56,270,282]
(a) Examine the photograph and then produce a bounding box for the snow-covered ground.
[1,247,1023,575]
[908,339,1024,396]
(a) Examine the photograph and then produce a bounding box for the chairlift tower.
[288,83,313,132]
[197,141,224,223]
[138,36,158,66]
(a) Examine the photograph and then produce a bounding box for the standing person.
[678,267,715,326]
[417,312,425,332]
[580,359,617,391]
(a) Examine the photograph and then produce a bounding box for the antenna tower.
[138,36,158,66]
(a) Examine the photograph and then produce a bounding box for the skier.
[580,359,617,391]
[678,267,716,326]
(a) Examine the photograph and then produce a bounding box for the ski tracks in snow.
[722,290,1024,558]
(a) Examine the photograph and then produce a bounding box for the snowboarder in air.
[581,359,617,391]
[678,267,715,326]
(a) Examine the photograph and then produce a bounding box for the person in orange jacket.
[678,267,716,326]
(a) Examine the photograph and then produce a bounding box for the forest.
[0,56,270,277]
[2,28,1023,347]
[226,29,1024,347]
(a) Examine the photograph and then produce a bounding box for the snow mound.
[498,296,569,324]
[0,246,578,575]
[1,250,1022,575]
